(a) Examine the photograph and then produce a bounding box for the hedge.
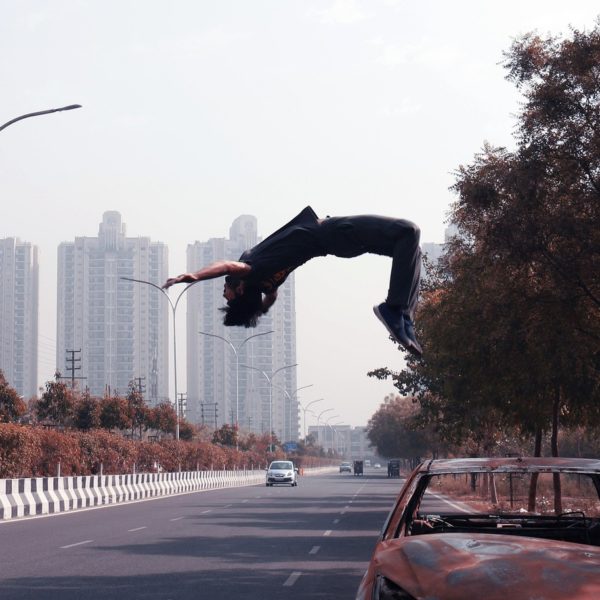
[0,424,335,478]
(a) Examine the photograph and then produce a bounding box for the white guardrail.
[0,466,337,521]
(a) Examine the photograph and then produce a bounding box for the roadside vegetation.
[0,371,335,478]
[368,23,600,461]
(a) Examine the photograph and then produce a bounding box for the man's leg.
[373,219,422,356]
[319,214,422,355]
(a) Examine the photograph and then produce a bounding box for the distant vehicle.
[353,460,364,476]
[357,457,600,600]
[364,459,371,467]
[339,462,352,473]
[387,459,401,478]
[266,460,298,487]
[373,463,381,469]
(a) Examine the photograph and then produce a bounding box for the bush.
[0,424,338,478]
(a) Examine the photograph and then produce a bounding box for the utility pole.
[178,393,187,420]
[63,349,86,389]
[135,376,146,395]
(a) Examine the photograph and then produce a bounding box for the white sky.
[1,1,598,428]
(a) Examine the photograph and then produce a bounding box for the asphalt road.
[0,470,403,600]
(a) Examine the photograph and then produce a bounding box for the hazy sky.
[1,1,598,428]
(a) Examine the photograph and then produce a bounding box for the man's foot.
[373,303,421,357]
[402,315,423,357]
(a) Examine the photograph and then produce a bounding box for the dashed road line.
[323,530,332,537]
[333,518,340,524]
[170,516,184,522]
[283,572,302,587]
[128,526,147,532]
[242,499,249,503]
[60,540,93,549]
[309,546,320,555]
[223,504,232,508]
[201,510,212,514]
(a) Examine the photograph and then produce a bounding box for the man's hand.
[162,274,192,289]
[162,261,250,290]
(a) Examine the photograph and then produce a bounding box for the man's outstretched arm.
[162,260,251,289]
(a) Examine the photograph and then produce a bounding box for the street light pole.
[241,363,297,451]
[0,104,82,133]
[316,408,335,446]
[300,398,324,440]
[286,384,313,441]
[198,330,274,437]
[121,276,199,440]
[324,414,340,455]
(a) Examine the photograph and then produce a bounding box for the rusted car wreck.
[357,457,600,600]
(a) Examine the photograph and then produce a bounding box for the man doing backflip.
[163,206,422,357]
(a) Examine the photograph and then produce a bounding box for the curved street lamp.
[241,363,297,451]
[120,276,200,440]
[278,383,313,442]
[316,407,335,446]
[299,398,324,440]
[199,330,274,436]
[0,104,82,133]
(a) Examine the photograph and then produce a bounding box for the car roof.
[418,457,600,474]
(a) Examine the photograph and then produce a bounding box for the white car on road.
[266,460,298,486]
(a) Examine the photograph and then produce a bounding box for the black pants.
[319,215,421,319]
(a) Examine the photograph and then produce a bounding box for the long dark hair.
[220,283,265,327]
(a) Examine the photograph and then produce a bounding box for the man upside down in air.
[163,206,422,357]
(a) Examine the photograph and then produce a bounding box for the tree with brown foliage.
[370,22,600,463]
[99,393,131,432]
[0,370,26,423]
[74,390,101,430]
[146,401,177,435]
[35,372,78,427]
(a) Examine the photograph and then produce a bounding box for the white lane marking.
[309,546,320,555]
[170,516,184,522]
[128,526,147,532]
[340,511,346,515]
[201,510,212,514]
[427,491,473,514]
[283,571,302,587]
[60,539,93,549]
[223,504,232,508]
[323,530,332,537]
[333,519,340,524]
[242,499,249,503]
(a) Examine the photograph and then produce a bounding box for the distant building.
[421,224,459,274]
[186,214,298,440]
[0,238,38,398]
[308,424,374,460]
[56,212,169,401]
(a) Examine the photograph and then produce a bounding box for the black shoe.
[373,303,413,350]
[403,315,423,358]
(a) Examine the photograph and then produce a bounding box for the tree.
[146,402,177,435]
[0,371,26,423]
[35,372,77,427]
[367,395,434,459]
[99,394,131,432]
[212,424,239,447]
[74,390,101,430]
[371,22,600,457]
[126,383,148,439]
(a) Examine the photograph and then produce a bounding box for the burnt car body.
[357,457,600,600]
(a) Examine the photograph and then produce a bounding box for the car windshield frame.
[390,464,600,547]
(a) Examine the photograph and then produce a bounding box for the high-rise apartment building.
[186,214,299,441]
[0,238,39,398]
[57,212,169,401]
